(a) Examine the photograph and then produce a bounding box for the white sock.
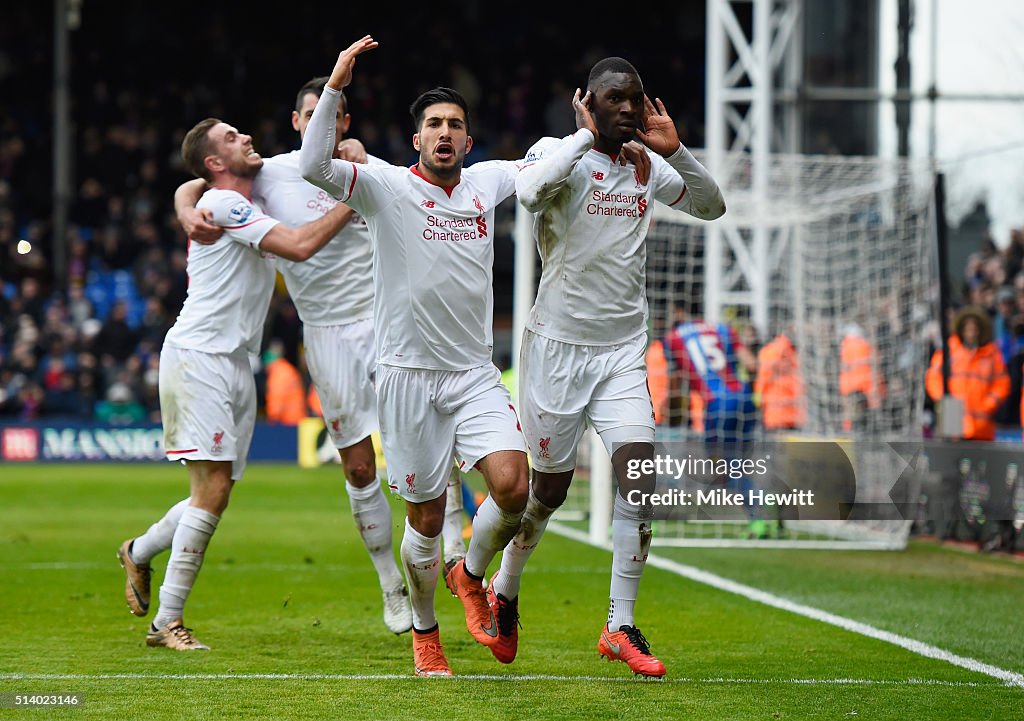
[464,495,523,579]
[608,493,653,630]
[442,468,466,562]
[493,484,556,600]
[346,481,403,591]
[153,506,219,629]
[131,498,190,565]
[607,598,637,631]
[400,518,441,631]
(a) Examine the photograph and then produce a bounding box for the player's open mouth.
[435,144,454,160]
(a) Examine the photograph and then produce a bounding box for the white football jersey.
[517,130,723,346]
[301,86,519,371]
[254,150,382,327]
[163,188,278,357]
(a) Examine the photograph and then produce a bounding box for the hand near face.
[573,89,599,138]
[636,96,680,157]
[619,141,651,185]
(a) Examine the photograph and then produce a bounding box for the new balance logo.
[420,200,435,208]
[592,171,605,181]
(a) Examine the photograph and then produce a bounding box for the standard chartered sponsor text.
[423,214,479,241]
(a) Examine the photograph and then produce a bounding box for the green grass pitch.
[0,463,1021,720]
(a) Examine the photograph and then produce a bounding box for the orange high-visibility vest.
[926,337,1010,441]
[755,334,805,430]
[265,357,307,425]
[839,334,885,407]
[308,385,323,419]
[646,339,669,425]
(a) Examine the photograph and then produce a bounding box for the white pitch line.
[0,673,996,687]
[0,562,103,570]
[0,562,365,572]
[549,522,1024,689]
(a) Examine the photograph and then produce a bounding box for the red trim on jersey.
[588,148,620,164]
[410,164,458,197]
[166,448,199,455]
[668,186,688,207]
[222,217,274,230]
[346,164,358,200]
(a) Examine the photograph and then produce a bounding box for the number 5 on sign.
[686,334,726,375]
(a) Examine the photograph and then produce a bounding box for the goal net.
[542,151,937,549]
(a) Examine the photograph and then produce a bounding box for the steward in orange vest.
[839,323,886,432]
[755,332,805,431]
[925,307,1010,441]
[265,343,308,425]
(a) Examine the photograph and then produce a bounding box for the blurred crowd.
[937,228,1024,433]
[644,227,1024,441]
[3,7,1022,437]
[961,229,1024,390]
[0,4,707,424]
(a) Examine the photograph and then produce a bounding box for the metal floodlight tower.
[704,0,803,334]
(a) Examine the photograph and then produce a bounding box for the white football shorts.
[376,363,527,503]
[304,319,379,449]
[518,330,655,473]
[158,345,256,481]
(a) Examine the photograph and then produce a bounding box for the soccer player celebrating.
[117,119,352,649]
[496,58,726,677]
[173,77,466,636]
[300,36,530,677]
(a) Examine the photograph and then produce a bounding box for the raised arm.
[299,36,378,199]
[516,89,600,213]
[639,96,726,220]
[515,131,594,213]
[257,201,354,262]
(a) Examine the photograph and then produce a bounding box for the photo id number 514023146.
[0,693,84,708]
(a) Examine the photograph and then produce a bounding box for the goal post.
[512,150,938,549]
